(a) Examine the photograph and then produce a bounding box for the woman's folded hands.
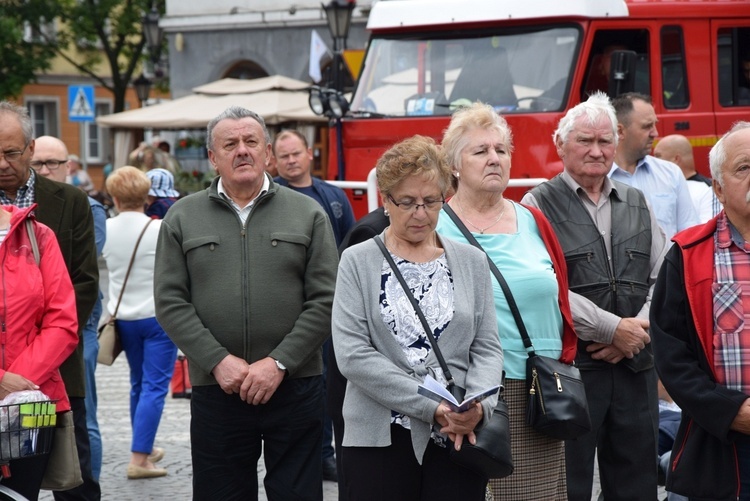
[434,401,484,450]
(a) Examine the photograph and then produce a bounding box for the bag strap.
[112,219,154,319]
[25,219,40,266]
[442,204,535,355]
[373,235,458,388]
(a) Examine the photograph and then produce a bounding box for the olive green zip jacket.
[154,175,338,386]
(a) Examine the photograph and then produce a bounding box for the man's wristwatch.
[273,359,287,374]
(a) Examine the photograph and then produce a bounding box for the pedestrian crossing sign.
[68,85,95,122]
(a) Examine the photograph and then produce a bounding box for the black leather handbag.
[375,236,513,479]
[525,352,591,440]
[446,380,513,479]
[443,204,591,441]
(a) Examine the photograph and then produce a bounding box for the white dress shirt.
[609,155,699,239]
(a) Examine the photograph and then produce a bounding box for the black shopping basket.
[0,400,56,462]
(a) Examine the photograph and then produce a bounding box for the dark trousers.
[191,377,324,501]
[566,364,659,501]
[321,338,335,461]
[327,342,347,500]
[342,424,487,501]
[738,437,750,500]
[0,427,52,501]
[54,396,101,501]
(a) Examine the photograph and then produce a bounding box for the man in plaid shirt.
[652,121,750,501]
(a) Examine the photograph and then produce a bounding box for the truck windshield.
[351,26,579,117]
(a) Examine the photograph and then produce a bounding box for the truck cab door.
[712,22,750,139]
[580,27,650,102]
[653,22,714,178]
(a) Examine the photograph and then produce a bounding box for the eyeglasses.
[30,159,68,171]
[0,142,30,165]
[387,194,445,212]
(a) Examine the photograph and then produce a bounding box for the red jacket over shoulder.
[524,204,578,364]
[0,205,78,411]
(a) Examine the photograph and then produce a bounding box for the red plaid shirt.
[713,213,750,392]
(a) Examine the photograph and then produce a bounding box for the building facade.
[162,0,373,98]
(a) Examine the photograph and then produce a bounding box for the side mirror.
[608,50,637,98]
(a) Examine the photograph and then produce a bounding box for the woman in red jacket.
[0,204,78,500]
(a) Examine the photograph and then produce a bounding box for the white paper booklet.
[417,374,500,413]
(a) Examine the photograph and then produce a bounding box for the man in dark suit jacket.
[0,102,100,499]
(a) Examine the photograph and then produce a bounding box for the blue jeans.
[83,295,102,480]
[117,317,177,454]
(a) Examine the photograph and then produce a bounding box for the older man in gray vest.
[521,92,668,501]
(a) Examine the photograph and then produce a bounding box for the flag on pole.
[309,30,332,83]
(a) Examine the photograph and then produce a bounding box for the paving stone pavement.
[38,258,339,501]
[35,352,645,501]
[39,352,339,501]
[35,258,656,501]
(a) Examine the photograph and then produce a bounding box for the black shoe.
[322,457,338,482]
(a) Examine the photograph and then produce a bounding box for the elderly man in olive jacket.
[155,106,338,500]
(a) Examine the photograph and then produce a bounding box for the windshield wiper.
[348,109,391,118]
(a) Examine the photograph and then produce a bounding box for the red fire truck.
[317,0,750,216]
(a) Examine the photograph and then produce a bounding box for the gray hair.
[0,101,33,144]
[709,121,750,186]
[442,101,514,172]
[553,92,618,147]
[206,106,270,151]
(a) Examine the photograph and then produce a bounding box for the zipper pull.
[529,368,537,395]
[555,372,563,392]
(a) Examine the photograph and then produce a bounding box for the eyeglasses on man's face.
[387,194,445,212]
[30,159,68,171]
[0,142,30,165]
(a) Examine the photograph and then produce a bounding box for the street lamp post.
[142,5,163,64]
[133,73,152,107]
[323,0,354,92]
[142,3,167,80]
[321,1,354,180]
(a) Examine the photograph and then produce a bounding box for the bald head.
[653,134,695,178]
[32,136,69,183]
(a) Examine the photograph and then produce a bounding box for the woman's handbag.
[375,236,513,479]
[96,317,121,366]
[446,377,513,479]
[97,219,153,365]
[526,352,590,440]
[171,354,192,399]
[443,204,591,441]
[40,411,82,491]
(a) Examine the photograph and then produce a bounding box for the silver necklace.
[456,197,507,234]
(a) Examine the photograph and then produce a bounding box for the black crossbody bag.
[442,204,591,440]
[374,235,513,479]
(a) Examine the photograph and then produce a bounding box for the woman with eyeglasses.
[436,102,577,500]
[332,135,504,500]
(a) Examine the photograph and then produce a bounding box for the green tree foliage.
[0,1,57,100]
[6,0,166,112]
[57,0,167,112]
